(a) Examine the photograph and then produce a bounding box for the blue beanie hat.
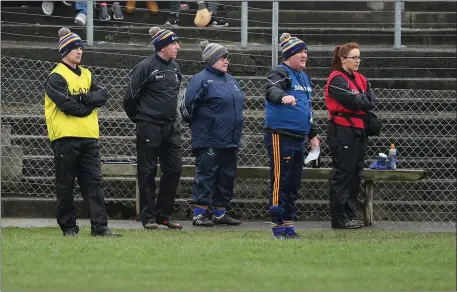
[279,33,307,60]
[149,26,179,51]
[58,27,84,58]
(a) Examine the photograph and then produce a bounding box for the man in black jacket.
[123,27,183,230]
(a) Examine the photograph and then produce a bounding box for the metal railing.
[81,0,454,67]
[1,56,455,223]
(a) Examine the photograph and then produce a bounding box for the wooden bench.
[101,163,426,226]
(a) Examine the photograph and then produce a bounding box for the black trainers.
[208,16,228,27]
[143,222,159,230]
[63,230,77,237]
[99,3,111,21]
[91,228,122,237]
[332,219,362,229]
[63,226,79,237]
[212,214,242,225]
[346,220,362,229]
[350,219,364,227]
[156,219,183,230]
[193,214,214,227]
[165,13,179,26]
[111,2,124,20]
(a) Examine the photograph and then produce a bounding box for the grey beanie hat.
[200,40,229,66]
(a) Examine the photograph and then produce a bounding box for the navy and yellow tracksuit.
[264,63,316,236]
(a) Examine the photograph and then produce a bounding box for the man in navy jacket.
[264,33,320,239]
[180,40,244,227]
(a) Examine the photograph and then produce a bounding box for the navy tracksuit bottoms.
[192,148,238,208]
[264,132,304,225]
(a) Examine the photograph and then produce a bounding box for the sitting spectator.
[42,1,123,24]
[41,0,88,25]
[125,1,158,14]
[98,2,124,21]
[74,0,88,25]
[41,1,71,16]
[180,2,189,11]
[166,1,228,27]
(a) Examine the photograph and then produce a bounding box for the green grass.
[2,227,456,291]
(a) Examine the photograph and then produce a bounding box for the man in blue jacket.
[180,40,244,227]
[264,33,320,239]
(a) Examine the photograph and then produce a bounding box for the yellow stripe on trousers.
[272,133,280,206]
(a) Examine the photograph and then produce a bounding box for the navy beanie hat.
[58,27,84,58]
[279,32,307,60]
[149,26,179,51]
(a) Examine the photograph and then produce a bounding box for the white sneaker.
[74,12,87,26]
[42,1,55,16]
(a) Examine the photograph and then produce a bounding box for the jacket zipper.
[222,76,237,145]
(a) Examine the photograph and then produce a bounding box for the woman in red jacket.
[325,42,375,229]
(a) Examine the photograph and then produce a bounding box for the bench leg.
[364,180,374,226]
[135,177,140,221]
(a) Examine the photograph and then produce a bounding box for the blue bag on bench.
[369,153,391,170]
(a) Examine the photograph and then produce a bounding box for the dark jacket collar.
[155,53,172,64]
[339,68,355,80]
[205,64,226,76]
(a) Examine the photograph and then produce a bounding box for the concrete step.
[1,145,24,180]
[6,1,455,12]
[2,47,455,79]
[2,24,456,47]
[244,96,457,113]
[2,70,456,111]
[3,82,456,112]
[11,130,456,166]
[4,41,455,70]
[10,135,456,176]
[2,66,457,104]
[1,123,24,182]
[2,42,456,89]
[1,196,455,222]
[2,108,456,138]
[100,90,457,112]
[221,1,457,12]
[2,6,455,28]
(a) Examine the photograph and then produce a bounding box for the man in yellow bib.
[44,27,121,237]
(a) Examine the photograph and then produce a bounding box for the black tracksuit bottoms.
[327,122,368,227]
[136,121,182,226]
[52,138,108,233]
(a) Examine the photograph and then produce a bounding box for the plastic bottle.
[388,143,397,170]
[311,154,321,168]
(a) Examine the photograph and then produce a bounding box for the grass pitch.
[2,227,455,291]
